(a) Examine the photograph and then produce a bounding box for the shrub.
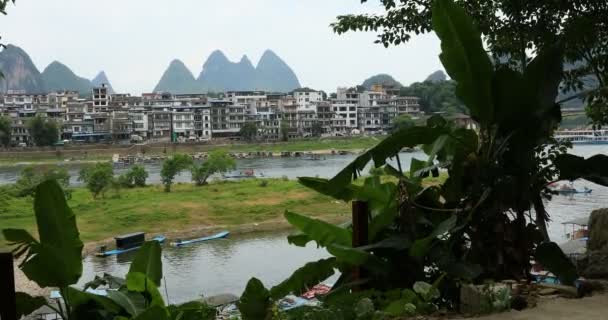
[79,163,114,198]
[191,151,236,186]
[259,180,269,187]
[118,165,149,188]
[14,165,70,198]
[161,154,193,192]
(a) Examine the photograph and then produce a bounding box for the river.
[4,145,608,302]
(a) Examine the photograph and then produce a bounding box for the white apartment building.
[293,88,323,112]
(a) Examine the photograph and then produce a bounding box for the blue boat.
[96,235,166,257]
[171,231,230,247]
[556,187,592,195]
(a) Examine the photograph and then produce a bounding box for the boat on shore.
[171,231,230,247]
[548,182,592,195]
[554,129,608,145]
[223,169,263,179]
[96,232,166,257]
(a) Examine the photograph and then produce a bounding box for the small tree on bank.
[0,116,11,147]
[79,162,114,199]
[391,114,416,133]
[240,122,258,142]
[191,151,236,186]
[27,116,59,146]
[160,154,193,192]
[280,122,289,142]
[118,165,149,188]
[14,165,70,198]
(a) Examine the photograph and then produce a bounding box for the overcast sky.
[0,0,444,94]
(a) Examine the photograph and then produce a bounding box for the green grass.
[0,179,350,244]
[208,136,382,153]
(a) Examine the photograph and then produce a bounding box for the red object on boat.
[301,284,332,299]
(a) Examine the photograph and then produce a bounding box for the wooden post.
[352,201,369,290]
[0,251,17,320]
[352,201,369,248]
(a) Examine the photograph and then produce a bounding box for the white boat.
[554,129,608,144]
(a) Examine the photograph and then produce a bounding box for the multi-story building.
[92,84,110,112]
[293,88,323,112]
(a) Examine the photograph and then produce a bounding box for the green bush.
[161,154,193,192]
[118,165,149,188]
[191,151,236,186]
[14,165,70,198]
[79,163,114,198]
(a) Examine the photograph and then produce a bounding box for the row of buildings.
[0,84,422,145]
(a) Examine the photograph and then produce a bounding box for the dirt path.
[477,294,608,320]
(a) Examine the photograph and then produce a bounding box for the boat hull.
[171,231,230,247]
[96,236,166,257]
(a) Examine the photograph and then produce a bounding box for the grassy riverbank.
[0,136,383,166]
[0,179,350,245]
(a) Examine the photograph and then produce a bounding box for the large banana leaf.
[536,242,578,286]
[285,211,351,247]
[106,289,147,317]
[237,278,271,320]
[2,180,83,288]
[132,305,169,320]
[270,258,336,299]
[432,0,494,125]
[128,241,163,286]
[167,301,216,320]
[554,154,608,186]
[126,272,165,308]
[15,292,46,318]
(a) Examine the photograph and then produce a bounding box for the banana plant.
[3,180,215,320]
[269,0,599,312]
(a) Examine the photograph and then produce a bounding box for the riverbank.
[0,136,382,166]
[1,179,351,246]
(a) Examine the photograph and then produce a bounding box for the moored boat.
[171,231,230,247]
[96,233,165,257]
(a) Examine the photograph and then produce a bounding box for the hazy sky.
[0,0,444,94]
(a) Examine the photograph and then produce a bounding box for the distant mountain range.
[154,49,301,93]
[0,44,114,95]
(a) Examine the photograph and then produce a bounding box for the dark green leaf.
[64,286,123,316]
[270,258,336,299]
[167,301,215,320]
[409,215,457,257]
[536,242,578,286]
[106,289,147,316]
[298,177,353,201]
[432,0,494,125]
[15,292,46,318]
[555,154,608,186]
[128,241,163,287]
[2,180,83,288]
[126,272,165,307]
[284,211,351,247]
[238,278,271,320]
[524,44,564,112]
[133,305,169,320]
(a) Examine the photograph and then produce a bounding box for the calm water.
[79,232,335,304]
[5,145,608,302]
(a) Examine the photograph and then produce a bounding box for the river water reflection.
[4,145,608,302]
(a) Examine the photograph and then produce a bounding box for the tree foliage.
[400,80,466,114]
[14,165,70,198]
[27,116,59,146]
[239,122,258,142]
[332,0,608,122]
[280,122,289,142]
[160,154,193,192]
[79,163,114,198]
[191,151,236,186]
[391,114,416,133]
[311,122,324,137]
[118,165,149,188]
[0,115,11,147]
